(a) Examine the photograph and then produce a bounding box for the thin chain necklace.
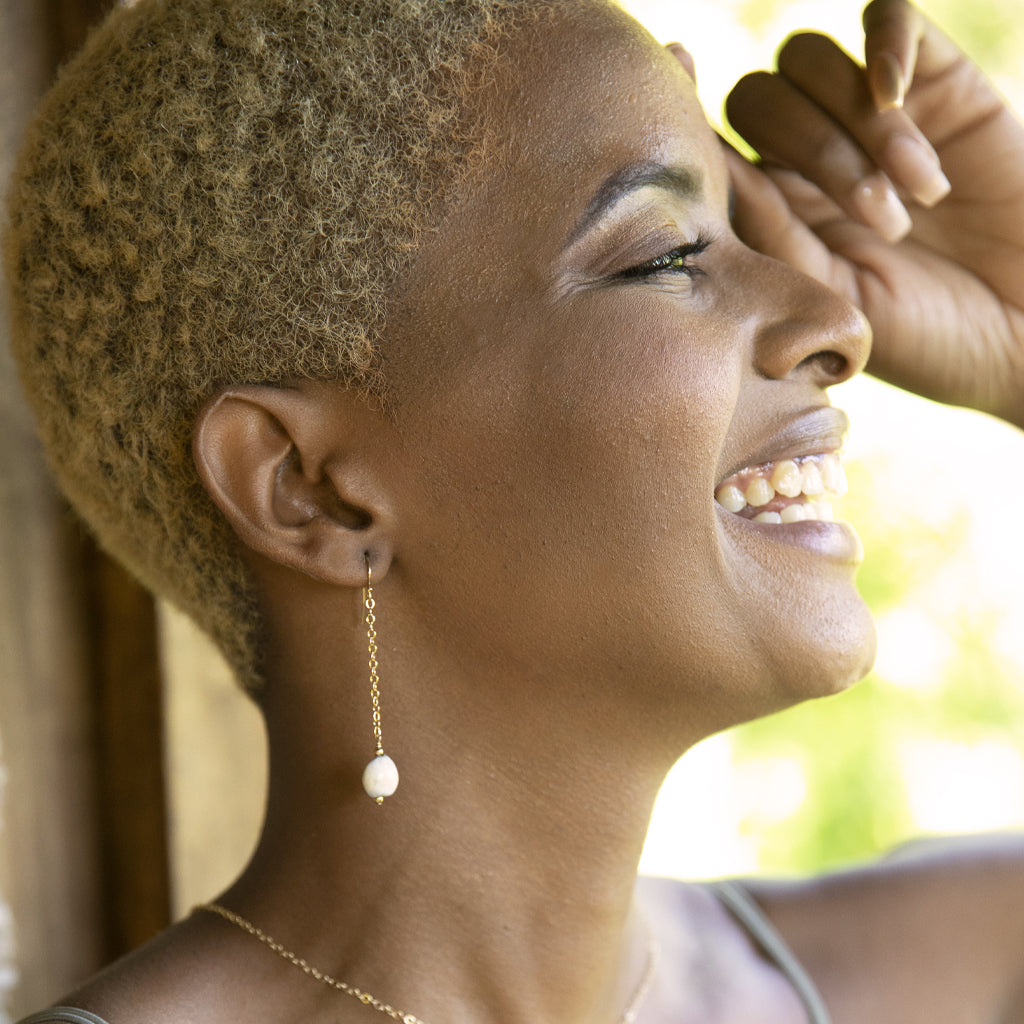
[197,902,659,1024]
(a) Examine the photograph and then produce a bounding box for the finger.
[724,146,829,278]
[726,70,913,243]
[725,147,866,309]
[862,0,923,110]
[665,42,696,85]
[778,32,950,207]
[863,0,970,111]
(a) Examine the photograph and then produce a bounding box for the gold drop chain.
[363,563,384,759]
[199,903,426,1023]
[196,902,659,1024]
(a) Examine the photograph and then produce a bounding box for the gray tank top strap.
[709,879,833,1024]
[15,1008,111,1024]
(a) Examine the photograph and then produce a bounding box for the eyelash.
[617,232,713,281]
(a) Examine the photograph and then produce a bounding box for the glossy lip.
[719,511,865,565]
[716,405,850,487]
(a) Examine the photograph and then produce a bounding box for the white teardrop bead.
[362,754,399,800]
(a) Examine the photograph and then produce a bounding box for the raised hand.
[721,0,1024,428]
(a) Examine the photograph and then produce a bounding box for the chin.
[651,586,876,748]
[765,586,878,705]
[712,508,878,706]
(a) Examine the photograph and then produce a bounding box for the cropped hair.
[5,0,569,693]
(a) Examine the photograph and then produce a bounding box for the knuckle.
[732,69,777,94]
[806,132,863,182]
[725,71,779,131]
[777,31,842,78]
[862,0,907,32]
[726,70,777,110]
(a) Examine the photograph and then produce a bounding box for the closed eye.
[617,232,713,281]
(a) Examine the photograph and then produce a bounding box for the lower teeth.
[752,501,835,524]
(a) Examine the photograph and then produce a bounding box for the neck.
[224,615,690,1024]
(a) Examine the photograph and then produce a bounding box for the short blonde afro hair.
[5,0,565,693]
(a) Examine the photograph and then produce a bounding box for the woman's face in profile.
[382,1,876,736]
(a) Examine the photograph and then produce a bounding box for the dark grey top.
[16,1011,109,1024]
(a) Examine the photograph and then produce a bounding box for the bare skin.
[45,1,1024,1023]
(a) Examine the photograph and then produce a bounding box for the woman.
[5,0,1024,1020]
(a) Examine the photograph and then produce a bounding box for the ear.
[192,382,394,587]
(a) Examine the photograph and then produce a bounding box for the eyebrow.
[564,161,703,249]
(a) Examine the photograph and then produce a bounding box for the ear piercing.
[361,554,398,803]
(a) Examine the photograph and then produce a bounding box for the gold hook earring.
[361,554,398,804]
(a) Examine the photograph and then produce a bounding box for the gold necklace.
[197,902,660,1024]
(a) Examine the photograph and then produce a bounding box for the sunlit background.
[620,0,1024,879]
[160,0,1024,913]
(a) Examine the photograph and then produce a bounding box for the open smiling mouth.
[715,452,848,524]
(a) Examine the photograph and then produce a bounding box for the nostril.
[797,350,849,382]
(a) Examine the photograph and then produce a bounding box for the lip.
[719,510,865,565]
[716,405,850,486]
[715,403,862,565]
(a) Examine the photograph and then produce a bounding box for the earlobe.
[192,384,394,587]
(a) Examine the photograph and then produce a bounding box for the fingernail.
[852,172,912,242]
[869,52,905,111]
[886,134,951,207]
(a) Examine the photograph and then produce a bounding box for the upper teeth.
[715,453,847,523]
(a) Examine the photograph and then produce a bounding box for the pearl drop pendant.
[362,753,399,803]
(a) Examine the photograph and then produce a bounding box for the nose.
[748,253,871,388]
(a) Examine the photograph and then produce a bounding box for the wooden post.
[85,544,171,957]
[0,1,170,1018]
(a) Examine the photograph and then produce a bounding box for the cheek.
[466,304,743,658]
[522,295,740,532]
[391,293,741,646]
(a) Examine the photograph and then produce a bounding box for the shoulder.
[744,832,1024,1024]
[28,908,355,1024]
[28,911,271,1024]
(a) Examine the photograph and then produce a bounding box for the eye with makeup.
[616,231,713,281]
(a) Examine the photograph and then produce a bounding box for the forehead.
[386,2,726,383]
[495,7,712,169]
[405,3,726,287]
[470,2,724,230]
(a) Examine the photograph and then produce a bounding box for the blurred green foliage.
[622,0,1024,874]
[734,0,792,39]
[920,0,1024,72]
[729,455,1024,873]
